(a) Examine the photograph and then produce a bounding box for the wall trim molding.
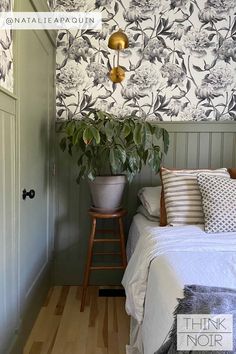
[29,0,57,48]
[0,90,17,116]
[0,87,17,100]
[156,122,236,132]
[55,121,236,133]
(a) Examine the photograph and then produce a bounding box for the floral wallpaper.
[0,0,13,92]
[55,0,236,121]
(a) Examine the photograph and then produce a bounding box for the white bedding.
[122,214,236,354]
[126,213,159,261]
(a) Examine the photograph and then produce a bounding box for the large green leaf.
[95,110,105,121]
[76,165,86,184]
[59,137,67,151]
[105,121,114,142]
[109,148,117,172]
[65,121,75,136]
[133,124,142,145]
[72,128,82,145]
[90,126,100,144]
[122,123,131,138]
[116,145,126,164]
[143,123,153,149]
[83,127,93,144]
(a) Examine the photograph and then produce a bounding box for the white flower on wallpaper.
[59,61,87,91]
[161,63,186,86]
[0,0,13,92]
[55,0,236,121]
[183,29,215,57]
[48,0,96,12]
[207,0,235,13]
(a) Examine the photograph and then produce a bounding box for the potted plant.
[59,111,169,211]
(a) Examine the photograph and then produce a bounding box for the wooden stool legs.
[80,211,127,312]
[80,218,96,312]
[118,217,127,268]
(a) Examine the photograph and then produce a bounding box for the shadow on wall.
[53,144,91,284]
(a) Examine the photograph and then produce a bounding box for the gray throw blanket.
[155,285,236,354]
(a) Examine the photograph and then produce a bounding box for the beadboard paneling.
[54,123,236,285]
[0,99,17,353]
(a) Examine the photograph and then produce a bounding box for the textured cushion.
[197,174,236,233]
[161,167,230,226]
[137,186,161,217]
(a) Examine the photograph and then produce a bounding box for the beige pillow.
[138,186,161,217]
[161,167,230,226]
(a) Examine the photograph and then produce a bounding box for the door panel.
[17,0,55,312]
[0,103,18,353]
[19,29,50,301]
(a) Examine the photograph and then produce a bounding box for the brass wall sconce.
[108,29,129,83]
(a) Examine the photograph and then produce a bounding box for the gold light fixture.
[108,29,129,83]
[108,29,129,50]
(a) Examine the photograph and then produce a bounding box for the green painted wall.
[53,122,236,285]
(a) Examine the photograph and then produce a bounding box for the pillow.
[197,174,236,233]
[160,168,236,225]
[136,205,160,222]
[137,186,161,217]
[160,167,230,226]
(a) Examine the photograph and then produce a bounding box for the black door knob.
[22,189,35,200]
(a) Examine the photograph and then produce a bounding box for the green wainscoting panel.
[54,122,236,285]
[0,89,17,353]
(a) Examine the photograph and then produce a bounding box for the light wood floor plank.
[24,286,130,354]
[51,287,89,354]
[29,342,43,354]
[54,286,70,316]
[24,287,62,354]
[117,298,130,354]
[108,298,119,354]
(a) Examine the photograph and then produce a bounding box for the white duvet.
[122,223,236,325]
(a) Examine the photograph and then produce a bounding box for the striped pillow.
[161,167,230,226]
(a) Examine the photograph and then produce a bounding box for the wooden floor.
[24,286,130,354]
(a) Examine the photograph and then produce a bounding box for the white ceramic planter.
[89,175,127,212]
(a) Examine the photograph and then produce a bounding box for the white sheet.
[123,215,236,354]
[126,213,159,261]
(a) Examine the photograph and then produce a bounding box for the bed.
[123,213,236,354]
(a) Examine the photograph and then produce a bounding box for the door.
[16,0,55,313]
[0,91,18,353]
